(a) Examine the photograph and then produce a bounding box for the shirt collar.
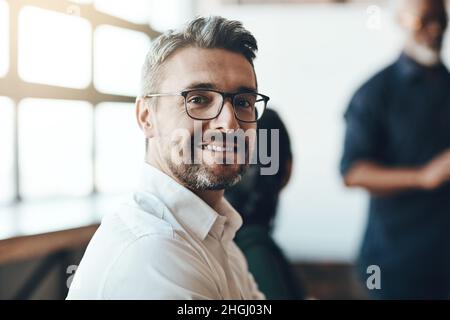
[210,197,243,243]
[137,163,242,243]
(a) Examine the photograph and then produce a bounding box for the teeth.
[204,144,234,152]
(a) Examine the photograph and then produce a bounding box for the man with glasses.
[341,0,450,299]
[67,16,268,299]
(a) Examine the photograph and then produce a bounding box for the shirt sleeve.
[101,234,222,300]
[340,82,387,176]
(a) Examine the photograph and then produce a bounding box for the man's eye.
[188,96,210,104]
[235,98,251,108]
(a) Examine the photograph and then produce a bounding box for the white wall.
[197,3,450,262]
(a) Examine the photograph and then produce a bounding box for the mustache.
[187,131,251,162]
[193,131,250,148]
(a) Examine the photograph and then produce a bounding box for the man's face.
[147,47,258,191]
[402,0,448,51]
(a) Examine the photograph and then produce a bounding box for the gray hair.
[140,16,258,96]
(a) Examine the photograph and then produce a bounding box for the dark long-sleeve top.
[340,53,450,267]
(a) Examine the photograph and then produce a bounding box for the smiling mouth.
[199,143,239,153]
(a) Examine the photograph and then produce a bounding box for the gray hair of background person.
[140,16,259,97]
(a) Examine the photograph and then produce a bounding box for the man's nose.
[212,98,239,131]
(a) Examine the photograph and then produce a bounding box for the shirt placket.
[211,219,244,300]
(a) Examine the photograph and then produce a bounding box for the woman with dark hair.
[225,108,306,300]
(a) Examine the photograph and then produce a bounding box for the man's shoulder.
[91,220,213,299]
[354,62,396,100]
[109,196,174,240]
[87,196,190,259]
[346,62,398,116]
[88,192,199,262]
[66,198,196,299]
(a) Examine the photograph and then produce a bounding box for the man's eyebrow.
[236,86,257,93]
[185,83,257,93]
[185,83,217,90]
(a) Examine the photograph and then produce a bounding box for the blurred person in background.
[341,0,450,299]
[225,108,306,300]
[67,16,269,300]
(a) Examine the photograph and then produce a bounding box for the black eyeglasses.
[142,89,270,123]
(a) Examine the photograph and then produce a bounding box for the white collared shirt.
[66,163,265,300]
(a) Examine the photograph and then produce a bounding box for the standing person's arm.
[341,82,450,197]
[344,152,450,196]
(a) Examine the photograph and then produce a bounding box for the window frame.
[0,0,159,204]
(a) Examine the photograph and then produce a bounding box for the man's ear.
[136,98,156,139]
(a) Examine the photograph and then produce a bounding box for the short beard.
[168,159,248,190]
[404,36,441,67]
[162,129,252,191]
